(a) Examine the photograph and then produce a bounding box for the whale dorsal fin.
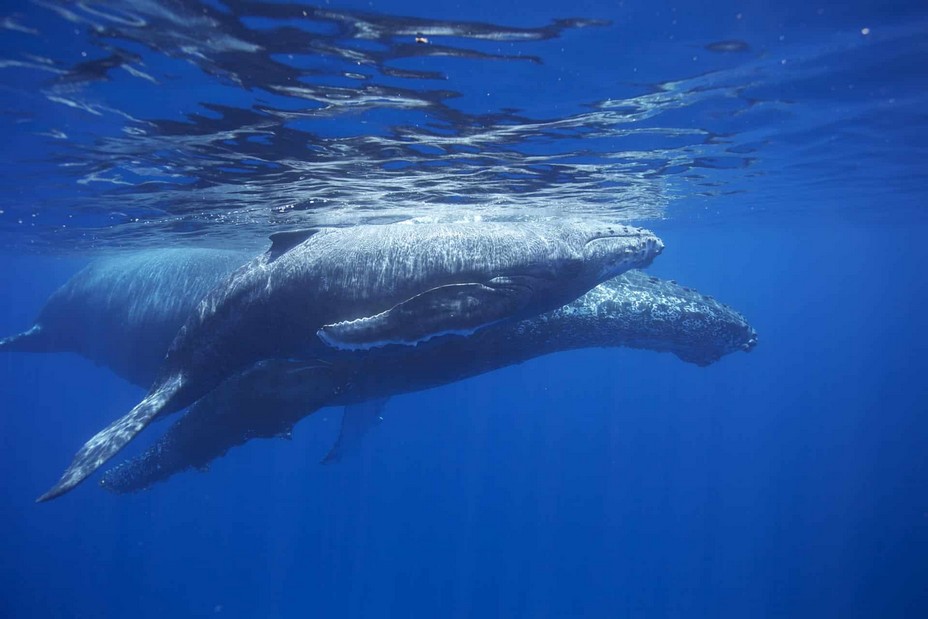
[321,398,390,464]
[268,228,325,260]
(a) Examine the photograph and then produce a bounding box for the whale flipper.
[100,361,344,494]
[0,325,49,353]
[318,277,539,351]
[37,374,185,502]
[322,398,390,464]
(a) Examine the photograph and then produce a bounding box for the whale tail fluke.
[36,374,185,502]
[0,325,49,353]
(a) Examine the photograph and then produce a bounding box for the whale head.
[577,223,664,280]
[676,320,758,366]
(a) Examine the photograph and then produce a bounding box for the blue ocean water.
[1,1,926,617]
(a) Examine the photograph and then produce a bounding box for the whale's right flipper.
[37,374,185,502]
[0,325,49,353]
[318,277,539,351]
[322,398,390,464]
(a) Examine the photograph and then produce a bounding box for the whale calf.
[0,248,249,387]
[39,220,664,501]
[100,270,757,494]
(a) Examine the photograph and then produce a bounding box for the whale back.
[22,248,249,386]
[270,221,659,310]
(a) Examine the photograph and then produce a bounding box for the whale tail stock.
[36,374,186,502]
[0,325,50,353]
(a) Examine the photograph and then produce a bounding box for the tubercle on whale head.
[721,323,759,360]
[711,316,758,359]
[742,328,759,352]
[580,225,664,280]
[673,322,758,366]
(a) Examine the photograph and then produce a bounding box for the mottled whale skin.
[100,270,757,494]
[0,249,249,387]
[40,221,663,501]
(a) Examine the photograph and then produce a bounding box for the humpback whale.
[100,271,757,494]
[0,248,249,387]
[38,220,664,501]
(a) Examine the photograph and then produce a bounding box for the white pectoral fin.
[37,374,184,502]
[317,278,536,351]
[321,398,390,464]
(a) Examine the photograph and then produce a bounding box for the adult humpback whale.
[39,220,664,501]
[100,271,757,494]
[0,248,249,386]
[0,248,753,496]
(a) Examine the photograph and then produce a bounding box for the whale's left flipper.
[100,361,342,495]
[37,374,185,502]
[322,398,390,464]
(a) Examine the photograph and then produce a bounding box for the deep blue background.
[2,214,927,617]
[2,0,928,617]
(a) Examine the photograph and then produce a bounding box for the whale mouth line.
[582,232,639,246]
[583,235,663,251]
